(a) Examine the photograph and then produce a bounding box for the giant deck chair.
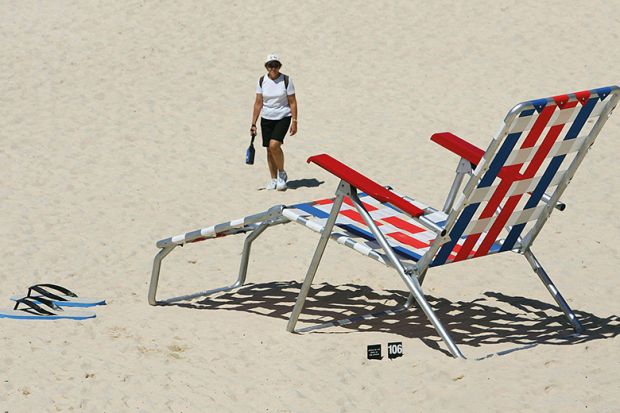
[149,86,619,358]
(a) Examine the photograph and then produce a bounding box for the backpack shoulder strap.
[259,74,289,91]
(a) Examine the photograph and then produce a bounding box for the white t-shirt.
[256,74,295,120]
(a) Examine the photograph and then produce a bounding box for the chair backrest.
[429,86,619,267]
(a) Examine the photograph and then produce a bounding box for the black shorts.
[261,116,291,147]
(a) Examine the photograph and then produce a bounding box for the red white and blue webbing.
[433,88,611,265]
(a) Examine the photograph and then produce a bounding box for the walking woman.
[250,53,298,191]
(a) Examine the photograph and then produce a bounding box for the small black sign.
[367,344,382,360]
[387,342,403,359]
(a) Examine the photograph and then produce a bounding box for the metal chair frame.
[148,86,618,358]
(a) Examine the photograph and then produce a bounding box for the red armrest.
[431,132,523,182]
[307,154,424,218]
[430,132,484,167]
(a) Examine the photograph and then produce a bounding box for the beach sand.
[1,1,619,411]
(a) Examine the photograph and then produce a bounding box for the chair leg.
[404,267,428,309]
[287,194,345,332]
[149,221,272,306]
[148,245,177,305]
[523,248,584,334]
[237,221,271,287]
[403,272,465,358]
[351,193,465,358]
[405,294,415,309]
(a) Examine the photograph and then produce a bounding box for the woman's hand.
[287,94,297,136]
[250,124,257,137]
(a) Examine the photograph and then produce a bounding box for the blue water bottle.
[246,133,256,165]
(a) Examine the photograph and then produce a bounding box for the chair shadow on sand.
[168,281,620,358]
[285,178,324,190]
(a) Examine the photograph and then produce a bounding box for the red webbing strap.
[430,132,484,167]
[306,154,425,218]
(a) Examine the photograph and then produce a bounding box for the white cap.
[265,53,281,64]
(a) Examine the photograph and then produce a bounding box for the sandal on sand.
[0,296,96,320]
[11,283,106,308]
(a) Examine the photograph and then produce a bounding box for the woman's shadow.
[285,178,324,190]
[169,280,620,357]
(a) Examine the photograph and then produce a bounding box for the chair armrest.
[431,132,484,167]
[307,154,424,218]
[432,133,566,211]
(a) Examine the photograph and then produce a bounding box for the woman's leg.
[268,139,285,173]
[266,146,278,179]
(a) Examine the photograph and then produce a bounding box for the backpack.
[259,74,289,91]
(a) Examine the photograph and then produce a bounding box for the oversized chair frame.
[149,86,619,358]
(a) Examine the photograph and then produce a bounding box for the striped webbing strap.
[432,86,618,266]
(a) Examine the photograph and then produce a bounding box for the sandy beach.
[1,1,619,411]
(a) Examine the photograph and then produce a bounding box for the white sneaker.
[278,170,288,182]
[265,179,277,190]
[276,177,287,191]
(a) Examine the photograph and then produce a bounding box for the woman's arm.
[288,94,297,136]
[251,93,263,135]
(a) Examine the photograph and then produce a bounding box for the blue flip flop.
[0,296,96,320]
[11,284,106,308]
